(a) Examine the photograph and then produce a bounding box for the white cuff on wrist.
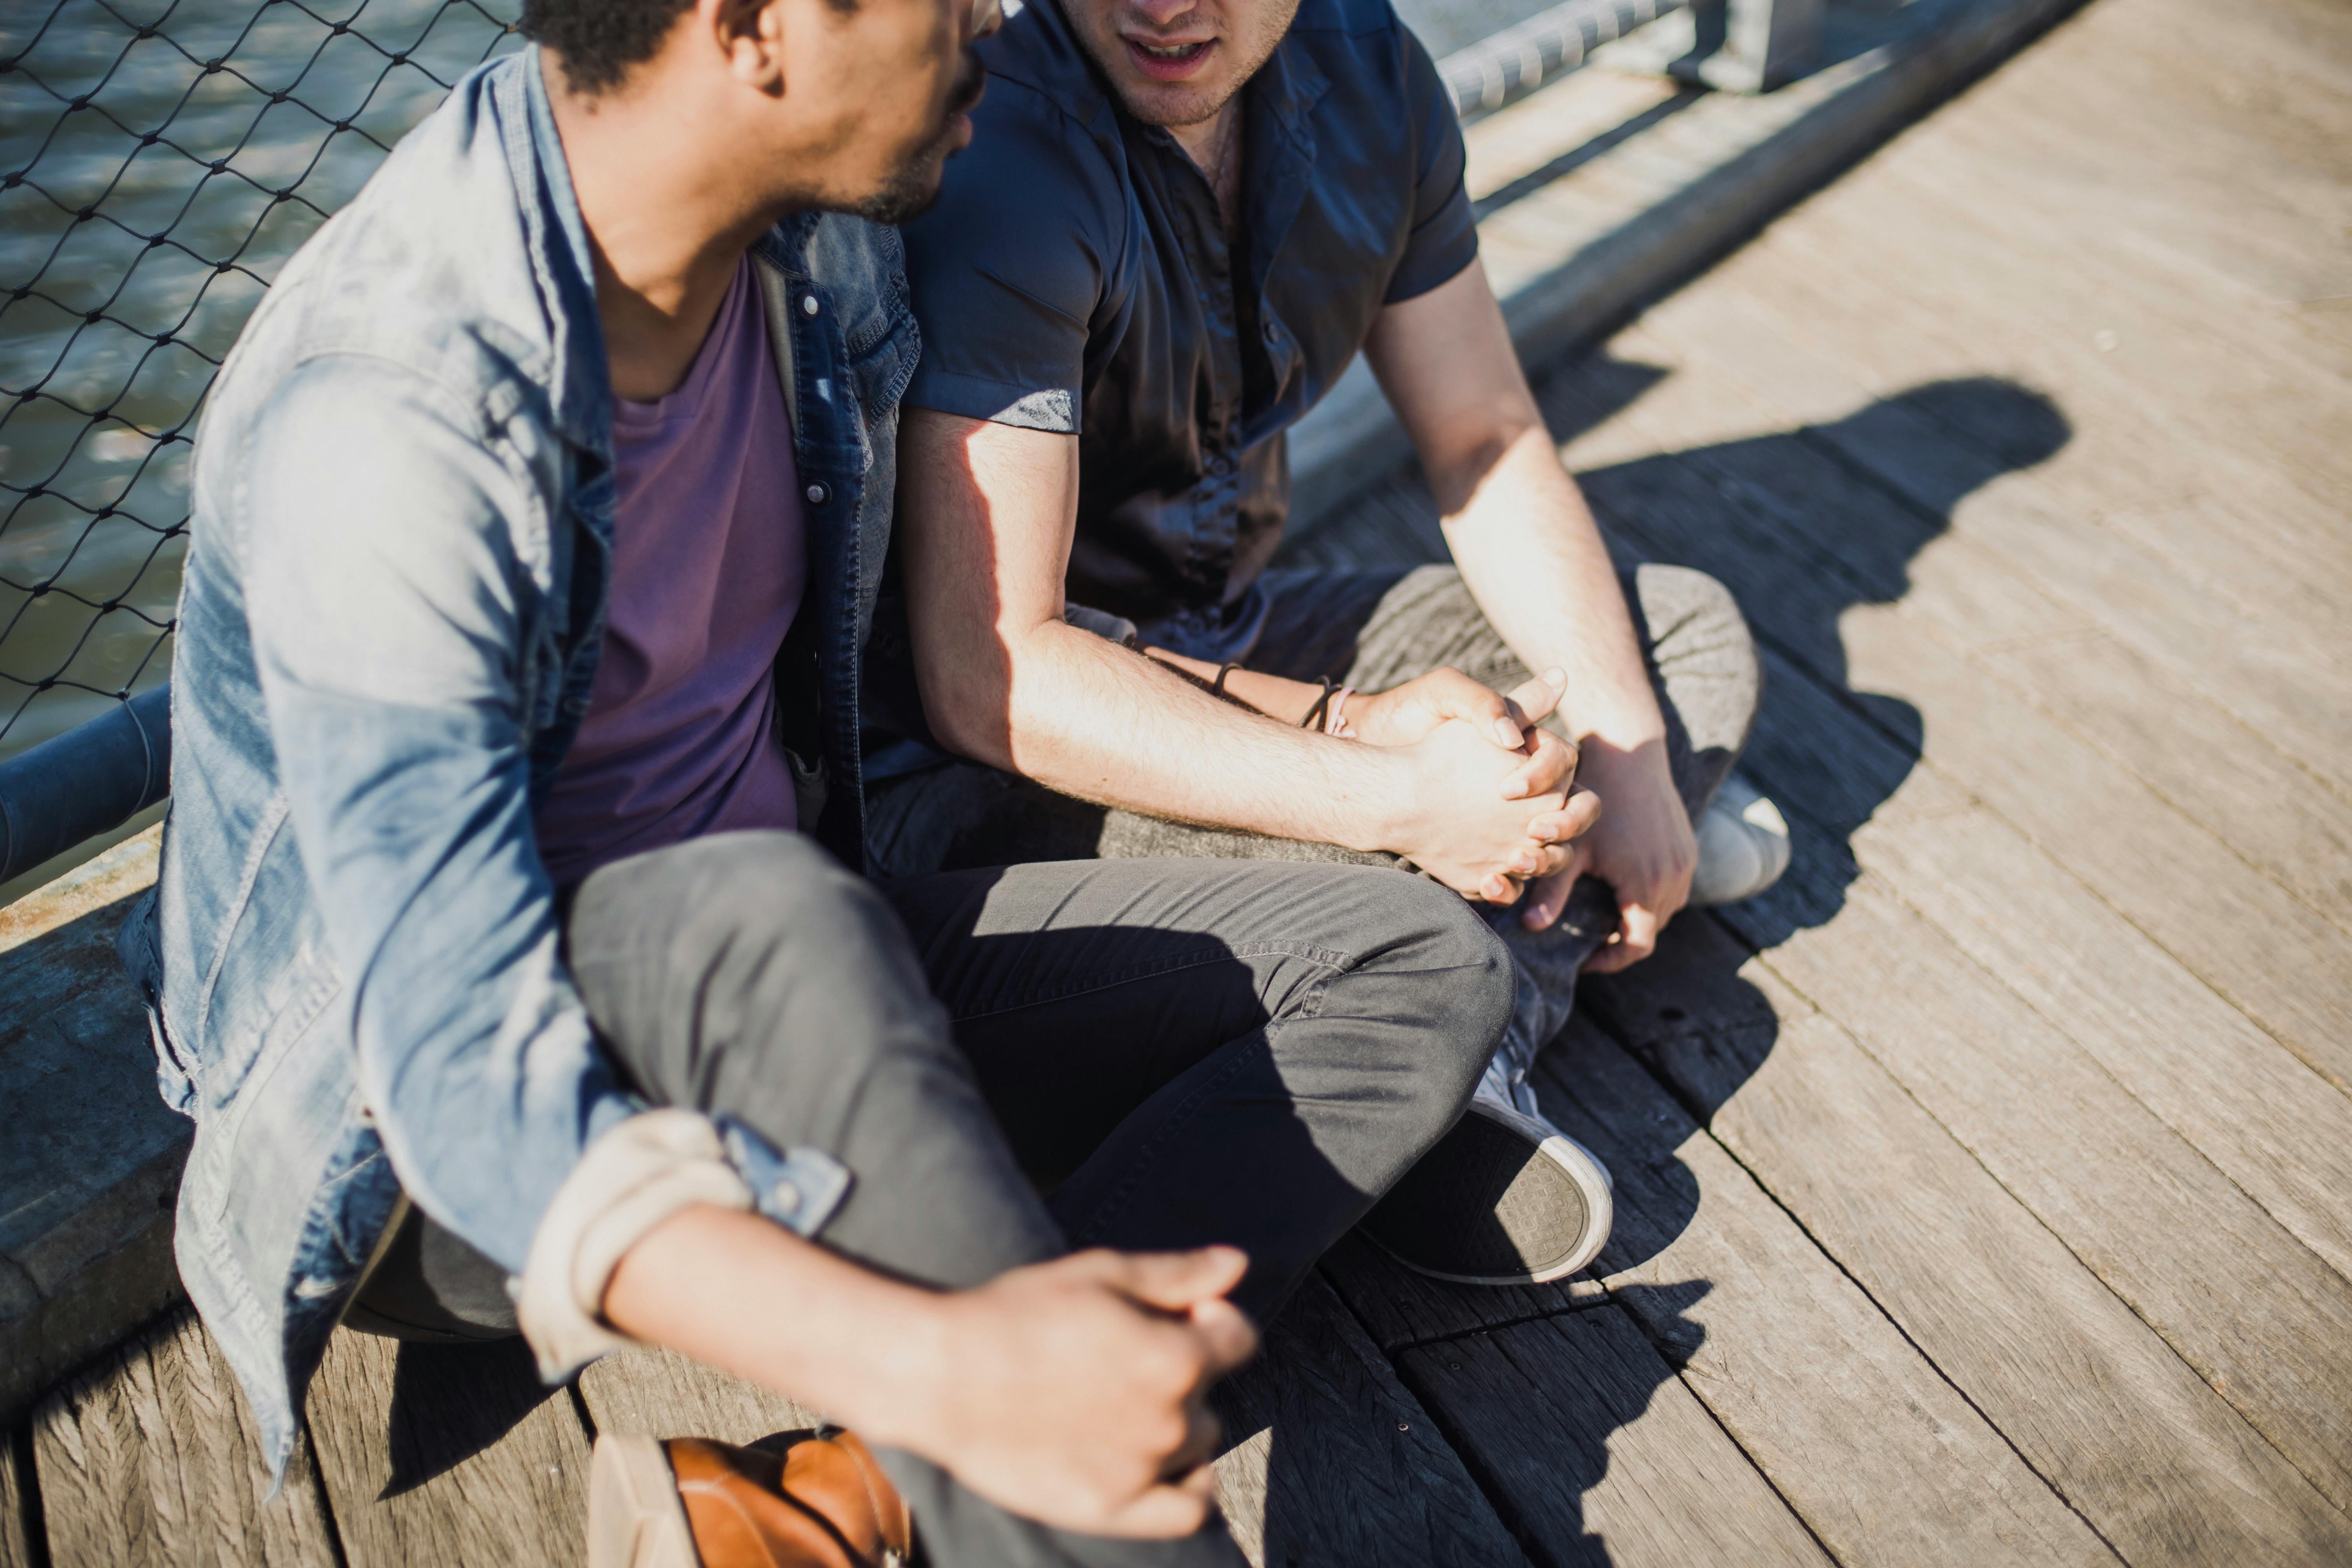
[512,1108,754,1383]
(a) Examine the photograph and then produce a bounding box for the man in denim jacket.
[133,0,1528,1559]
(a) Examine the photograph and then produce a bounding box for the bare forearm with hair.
[1368,262,1664,751]
[897,409,1541,859]
[945,596,1406,849]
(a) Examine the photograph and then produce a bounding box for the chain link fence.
[0,0,523,771]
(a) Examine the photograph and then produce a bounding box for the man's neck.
[1167,101,1244,236]
[543,52,786,403]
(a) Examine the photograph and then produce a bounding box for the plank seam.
[1658,1354,1840,1566]
[1695,904,2352,1531]
[1659,447,2352,1138]
[298,1411,357,1568]
[1373,1294,1621,1356]
[1597,475,2352,1098]
[1307,1261,1547,1568]
[568,1384,600,1443]
[6,1427,51,1568]
[1784,419,2352,946]
[1580,991,2131,1564]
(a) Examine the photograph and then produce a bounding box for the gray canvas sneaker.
[1358,1085,1615,1286]
[1689,773,1792,907]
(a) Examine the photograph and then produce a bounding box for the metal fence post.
[1688,0,1827,90]
[1598,0,1825,91]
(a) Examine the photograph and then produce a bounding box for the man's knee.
[1630,564,1757,667]
[1629,563,1761,756]
[570,831,945,1106]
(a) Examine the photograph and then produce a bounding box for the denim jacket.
[123,49,914,1477]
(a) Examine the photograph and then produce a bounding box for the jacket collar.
[507,48,615,457]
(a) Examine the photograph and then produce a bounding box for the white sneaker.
[1689,773,1791,907]
[1358,1088,1615,1286]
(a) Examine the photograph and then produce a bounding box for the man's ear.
[706,0,788,90]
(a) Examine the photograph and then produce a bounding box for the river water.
[0,0,1548,766]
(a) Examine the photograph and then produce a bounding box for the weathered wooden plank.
[1317,1229,1605,1352]
[1837,599,2352,1091]
[1678,0,2352,593]
[575,1345,818,1449]
[1621,276,2352,933]
[304,1328,590,1568]
[1542,359,2352,1095]
[1720,633,2352,1293]
[2,1429,35,1568]
[579,1285,1521,1568]
[1581,924,2352,1561]
[1721,843,2352,1518]
[1529,1017,2112,1565]
[1393,1303,1828,1568]
[1641,183,2352,784]
[27,1307,336,1567]
[1857,804,2352,1288]
[1210,1271,1529,1568]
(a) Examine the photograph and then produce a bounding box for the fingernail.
[1542,667,1566,686]
[1494,720,1522,746]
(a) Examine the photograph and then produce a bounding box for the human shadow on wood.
[1290,361,2070,1157]
[380,1336,567,1498]
[1575,370,2069,952]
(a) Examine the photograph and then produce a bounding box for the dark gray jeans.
[867,564,1762,1101]
[351,832,1513,1568]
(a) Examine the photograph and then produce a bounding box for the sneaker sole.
[588,1434,699,1568]
[1359,1097,1615,1287]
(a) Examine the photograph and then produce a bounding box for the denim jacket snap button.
[800,293,820,316]
[805,482,828,505]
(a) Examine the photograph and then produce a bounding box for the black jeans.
[351,833,1514,1567]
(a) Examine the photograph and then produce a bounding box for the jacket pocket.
[846,305,920,436]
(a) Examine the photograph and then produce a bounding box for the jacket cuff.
[514,1108,755,1382]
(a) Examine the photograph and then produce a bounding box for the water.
[0,0,520,760]
[0,0,1552,767]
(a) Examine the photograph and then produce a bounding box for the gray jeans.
[868,564,1761,1101]
[351,832,1514,1567]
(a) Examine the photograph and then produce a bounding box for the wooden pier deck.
[7,0,2350,1561]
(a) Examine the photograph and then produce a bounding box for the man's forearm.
[605,1204,946,1440]
[945,618,1407,851]
[1441,426,1664,749]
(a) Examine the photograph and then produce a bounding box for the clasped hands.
[1341,666,1599,909]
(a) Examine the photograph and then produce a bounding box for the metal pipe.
[1439,0,1690,121]
[0,685,172,887]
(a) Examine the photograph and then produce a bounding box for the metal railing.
[1440,0,1687,119]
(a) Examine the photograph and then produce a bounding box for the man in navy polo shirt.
[872,0,1791,1287]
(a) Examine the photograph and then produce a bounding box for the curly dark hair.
[523,0,865,94]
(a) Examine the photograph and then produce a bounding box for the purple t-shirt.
[535,258,806,888]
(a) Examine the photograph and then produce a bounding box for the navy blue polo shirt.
[898,0,1479,658]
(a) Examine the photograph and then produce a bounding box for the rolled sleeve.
[245,355,637,1279]
[900,80,1124,433]
[1383,30,1479,304]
